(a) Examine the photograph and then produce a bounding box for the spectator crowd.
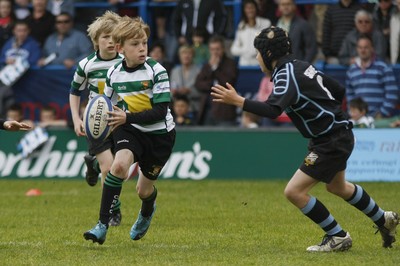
[1,0,400,129]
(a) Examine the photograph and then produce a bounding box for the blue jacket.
[0,36,41,66]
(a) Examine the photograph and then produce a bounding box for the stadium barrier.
[11,64,400,121]
[1,127,400,181]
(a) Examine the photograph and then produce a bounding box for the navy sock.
[140,186,157,217]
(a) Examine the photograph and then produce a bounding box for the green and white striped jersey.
[105,57,175,133]
[70,51,123,99]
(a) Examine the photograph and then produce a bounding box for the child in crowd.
[173,94,194,126]
[69,11,123,225]
[192,27,209,66]
[348,97,375,128]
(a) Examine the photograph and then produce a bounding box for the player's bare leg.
[285,169,352,252]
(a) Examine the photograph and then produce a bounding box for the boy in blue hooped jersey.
[84,16,175,245]
[211,26,399,252]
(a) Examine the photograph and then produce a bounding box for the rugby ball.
[83,94,113,142]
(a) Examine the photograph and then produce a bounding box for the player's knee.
[284,186,296,202]
[110,161,128,178]
[136,185,153,199]
[326,184,341,195]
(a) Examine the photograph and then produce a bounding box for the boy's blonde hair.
[112,16,150,46]
[87,11,121,50]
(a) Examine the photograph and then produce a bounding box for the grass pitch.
[1,179,400,266]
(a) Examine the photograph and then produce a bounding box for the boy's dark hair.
[173,93,190,104]
[208,34,225,47]
[254,26,292,71]
[8,103,23,112]
[349,97,369,113]
[193,27,209,40]
[357,33,374,47]
[150,41,165,54]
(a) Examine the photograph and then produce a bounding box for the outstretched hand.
[107,105,126,128]
[210,82,245,108]
[4,121,32,131]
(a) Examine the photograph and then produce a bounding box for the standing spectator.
[26,0,56,47]
[151,0,177,41]
[339,9,387,66]
[195,35,238,126]
[390,0,400,64]
[170,44,201,119]
[256,0,278,24]
[230,0,271,66]
[0,20,41,66]
[14,0,30,20]
[345,34,399,118]
[0,0,16,49]
[276,0,318,63]
[38,12,92,69]
[322,0,360,64]
[47,0,75,17]
[348,97,375,128]
[173,0,227,46]
[108,0,138,17]
[372,0,396,59]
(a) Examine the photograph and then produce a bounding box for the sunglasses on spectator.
[357,20,371,24]
[56,20,71,24]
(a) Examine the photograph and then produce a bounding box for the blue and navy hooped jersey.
[269,55,350,138]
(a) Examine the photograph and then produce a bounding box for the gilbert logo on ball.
[83,95,113,142]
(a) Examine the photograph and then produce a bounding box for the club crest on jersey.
[304,152,318,166]
[141,81,149,89]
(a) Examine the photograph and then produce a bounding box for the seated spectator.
[0,20,41,67]
[390,0,400,64]
[6,103,34,127]
[322,0,361,65]
[37,105,67,128]
[240,111,260,128]
[170,45,201,120]
[149,41,173,74]
[372,0,396,59]
[345,34,399,119]
[195,35,238,126]
[26,0,56,47]
[14,0,30,20]
[257,74,292,127]
[191,27,209,66]
[276,0,318,63]
[0,0,16,49]
[230,0,271,66]
[348,97,375,128]
[172,93,194,126]
[47,0,75,17]
[38,12,92,69]
[339,9,387,66]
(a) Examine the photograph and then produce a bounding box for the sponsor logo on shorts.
[117,139,129,144]
[305,151,318,166]
[148,165,162,177]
